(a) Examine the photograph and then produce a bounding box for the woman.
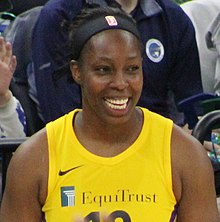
[0,6,219,222]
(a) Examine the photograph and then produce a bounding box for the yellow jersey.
[43,107,177,221]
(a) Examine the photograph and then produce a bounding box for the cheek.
[82,77,105,99]
[130,75,143,94]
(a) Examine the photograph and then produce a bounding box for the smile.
[104,98,129,110]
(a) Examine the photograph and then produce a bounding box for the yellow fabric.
[43,107,177,222]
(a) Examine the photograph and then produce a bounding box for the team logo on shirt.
[61,186,75,207]
[146,38,164,63]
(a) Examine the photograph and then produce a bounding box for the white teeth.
[106,98,128,105]
[105,98,128,110]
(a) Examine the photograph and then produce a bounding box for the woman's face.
[71,29,143,125]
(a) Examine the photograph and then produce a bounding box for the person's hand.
[181,124,220,154]
[0,36,16,105]
[204,141,220,154]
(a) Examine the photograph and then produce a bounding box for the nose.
[109,71,129,90]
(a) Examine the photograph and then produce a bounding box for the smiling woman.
[72,31,142,127]
[68,7,143,127]
[0,5,219,222]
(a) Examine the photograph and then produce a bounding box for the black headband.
[70,13,141,60]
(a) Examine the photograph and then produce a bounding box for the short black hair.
[68,6,141,60]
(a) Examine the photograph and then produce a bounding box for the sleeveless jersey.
[43,107,177,221]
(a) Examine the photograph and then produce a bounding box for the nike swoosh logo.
[59,165,84,176]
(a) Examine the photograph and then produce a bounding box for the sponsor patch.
[61,186,75,207]
[146,39,164,63]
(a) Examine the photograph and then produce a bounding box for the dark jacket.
[31,0,203,124]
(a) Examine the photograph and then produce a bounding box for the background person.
[0,36,26,138]
[206,12,220,95]
[181,0,220,94]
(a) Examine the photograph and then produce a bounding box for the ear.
[70,60,81,84]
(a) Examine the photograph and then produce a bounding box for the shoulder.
[8,128,48,180]
[1,129,49,219]
[181,0,220,13]
[40,0,85,20]
[155,0,193,28]
[6,128,48,202]
[171,125,213,200]
[171,124,209,165]
[150,0,195,45]
[33,0,85,36]
[170,125,220,220]
[14,127,47,156]
[181,0,220,29]
[156,0,186,15]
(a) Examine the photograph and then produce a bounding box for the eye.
[95,66,112,74]
[127,65,140,73]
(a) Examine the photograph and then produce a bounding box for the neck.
[74,108,143,157]
[115,0,138,13]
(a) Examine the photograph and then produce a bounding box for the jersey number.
[85,210,131,221]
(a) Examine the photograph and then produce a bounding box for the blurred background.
[0,0,192,15]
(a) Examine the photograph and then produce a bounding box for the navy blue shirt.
[31,0,203,125]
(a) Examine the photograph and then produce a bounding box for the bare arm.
[172,125,220,221]
[0,129,48,222]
